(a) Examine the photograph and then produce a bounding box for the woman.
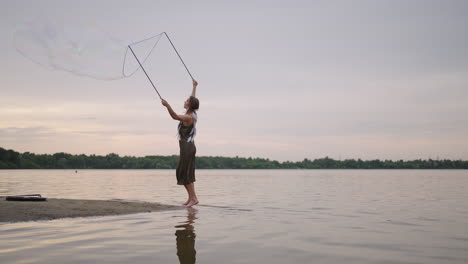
[161,79,199,207]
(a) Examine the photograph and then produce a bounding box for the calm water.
[1,170,467,264]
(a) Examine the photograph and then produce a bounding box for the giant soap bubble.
[13,17,163,80]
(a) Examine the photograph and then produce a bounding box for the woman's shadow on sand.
[175,207,198,264]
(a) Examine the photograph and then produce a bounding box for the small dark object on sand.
[5,194,47,202]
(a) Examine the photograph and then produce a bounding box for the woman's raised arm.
[191,79,198,97]
[161,99,193,123]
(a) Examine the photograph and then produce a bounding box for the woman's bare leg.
[182,185,190,205]
[185,183,199,207]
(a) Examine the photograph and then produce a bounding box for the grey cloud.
[73,129,155,136]
[0,126,57,140]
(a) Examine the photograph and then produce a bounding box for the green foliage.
[1,147,467,169]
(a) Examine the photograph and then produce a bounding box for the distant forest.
[1,147,467,169]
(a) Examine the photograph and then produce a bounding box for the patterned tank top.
[178,112,197,143]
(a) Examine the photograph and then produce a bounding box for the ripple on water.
[382,220,425,227]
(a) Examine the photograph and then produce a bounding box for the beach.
[0,198,182,223]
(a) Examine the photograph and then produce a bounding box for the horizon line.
[2,147,467,163]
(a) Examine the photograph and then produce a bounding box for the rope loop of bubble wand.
[127,32,195,99]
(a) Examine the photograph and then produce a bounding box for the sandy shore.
[0,198,182,223]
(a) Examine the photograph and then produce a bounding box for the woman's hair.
[187,96,199,112]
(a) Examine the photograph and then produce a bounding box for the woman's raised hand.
[192,79,198,87]
[161,99,169,107]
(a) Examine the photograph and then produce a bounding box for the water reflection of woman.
[175,207,198,264]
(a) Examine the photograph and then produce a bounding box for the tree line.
[1,147,467,169]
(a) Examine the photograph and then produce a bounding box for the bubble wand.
[163,32,194,81]
[127,32,194,100]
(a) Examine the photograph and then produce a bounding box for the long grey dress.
[176,112,197,185]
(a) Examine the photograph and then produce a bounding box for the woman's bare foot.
[185,199,199,207]
[182,199,190,206]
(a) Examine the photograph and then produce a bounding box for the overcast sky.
[1,0,468,161]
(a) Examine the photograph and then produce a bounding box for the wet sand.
[0,198,182,223]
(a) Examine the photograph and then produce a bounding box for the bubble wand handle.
[164,32,195,80]
[128,45,162,99]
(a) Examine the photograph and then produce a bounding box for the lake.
[1,169,467,264]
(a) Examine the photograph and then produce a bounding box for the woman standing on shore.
[161,80,199,207]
